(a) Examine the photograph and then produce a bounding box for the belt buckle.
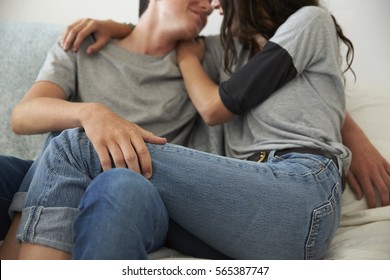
[256,151,267,162]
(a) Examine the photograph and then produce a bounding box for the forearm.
[179,57,232,125]
[11,82,100,135]
[341,112,369,148]
[12,98,96,135]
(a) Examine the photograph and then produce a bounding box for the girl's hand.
[61,19,132,55]
[176,37,205,65]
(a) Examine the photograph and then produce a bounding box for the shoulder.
[285,6,333,30]
[204,34,222,56]
[292,6,331,21]
[271,6,334,44]
[48,35,97,60]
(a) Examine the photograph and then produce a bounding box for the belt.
[247,147,345,190]
[247,147,338,167]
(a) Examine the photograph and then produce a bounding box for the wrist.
[178,55,200,70]
[78,103,105,127]
[108,20,133,38]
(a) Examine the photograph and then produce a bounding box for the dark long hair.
[139,0,149,16]
[219,0,355,79]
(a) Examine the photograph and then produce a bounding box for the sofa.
[1,20,390,260]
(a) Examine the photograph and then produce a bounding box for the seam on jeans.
[21,206,42,243]
[304,183,339,259]
[38,129,85,205]
[62,129,102,178]
[18,206,76,252]
[38,150,64,206]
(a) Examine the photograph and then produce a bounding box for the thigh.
[0,156,33,239]
[148,143,340,259]
[0,156,33,200]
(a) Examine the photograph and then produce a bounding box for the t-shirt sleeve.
[36,40,78,100]
[219,7,338,115]
[219,41,298,114]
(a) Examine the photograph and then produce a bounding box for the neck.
[116,10,178,56]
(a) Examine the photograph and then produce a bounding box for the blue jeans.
[17,128,342,259]
[0,156,33,239]
[8,132,60,218]
[73,168,169,259]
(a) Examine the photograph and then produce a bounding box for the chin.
[184,28,201,40]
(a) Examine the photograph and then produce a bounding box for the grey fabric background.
[0,21,63,159]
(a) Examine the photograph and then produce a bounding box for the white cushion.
[324,87,390,259]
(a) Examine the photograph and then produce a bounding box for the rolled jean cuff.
[16,206,78,253]
[8,191,27,220]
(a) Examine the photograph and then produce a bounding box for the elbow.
[11,124,23,135]
[11,118,23,135]
[200,110,224,126]
[11,107,25,135]
[195,97,233,126]
[199,101,233,126]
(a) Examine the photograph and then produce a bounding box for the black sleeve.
[219,41,298,114]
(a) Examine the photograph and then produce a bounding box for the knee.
[52,128,88,151]
[46,129,97,168]
[82,168,161,211]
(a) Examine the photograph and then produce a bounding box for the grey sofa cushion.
[0,21,64,159]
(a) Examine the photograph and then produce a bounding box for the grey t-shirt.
[36,36,216,146]
[207,6,351,171]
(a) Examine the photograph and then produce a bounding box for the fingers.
[377,167,390,207]
[348,171,378,208]
[61,19,86,51]
[336,166,390,209]
[85,114,165,178]
[61,18,98,53]
[94,134,153,178]
[86,39,107,55]
[140,128,167,145]
[71,22,96,52]
[362,180,378,209]
[347,172,363,200]
[94,145,113,172]
[128,134,153,179]
[363,162,390,208]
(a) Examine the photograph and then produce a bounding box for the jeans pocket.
[305,183,341,259]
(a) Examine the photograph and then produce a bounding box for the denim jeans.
[8,132,60,218]
[17,128,342,259]
[73,168,169,259]
[0,156,33,239]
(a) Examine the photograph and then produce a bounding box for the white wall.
[0,0,139,27]
[1,0,389,89]
[323,0,390,90]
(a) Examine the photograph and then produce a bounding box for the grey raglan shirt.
[211,6,352,171]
